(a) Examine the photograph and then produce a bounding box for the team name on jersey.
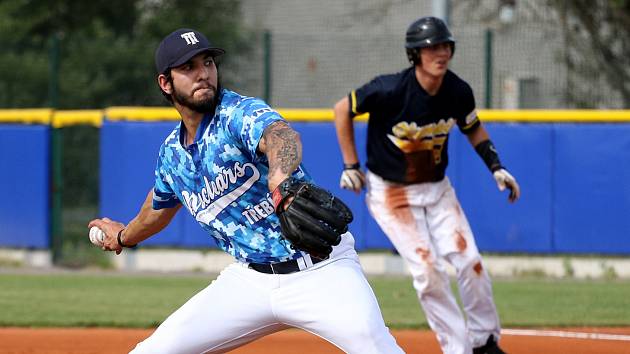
[387,118,456,163]
[241,196,276,225]
[182,161,260,225]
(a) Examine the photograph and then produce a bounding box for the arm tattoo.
[262,121,302,176]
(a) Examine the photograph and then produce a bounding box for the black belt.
[248,255,327,274]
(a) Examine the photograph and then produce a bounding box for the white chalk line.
[502,328,630,341]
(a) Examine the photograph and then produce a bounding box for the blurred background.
[0,0,629,270]
[3,0,627,110]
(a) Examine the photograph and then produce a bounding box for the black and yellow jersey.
[349,68,480,184]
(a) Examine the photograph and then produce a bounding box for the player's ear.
[158,74,173,95]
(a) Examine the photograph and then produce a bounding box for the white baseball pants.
[130,233,404,354]
[366,171,501,354]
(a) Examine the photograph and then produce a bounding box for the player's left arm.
[258,120,303,191]
[465,124,521,203]
[457,81,520,203]
[255,115,353,258]
[259,121,354,258]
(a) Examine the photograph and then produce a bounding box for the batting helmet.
[405,17,455,64]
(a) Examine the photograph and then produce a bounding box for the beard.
[172,78,222,114]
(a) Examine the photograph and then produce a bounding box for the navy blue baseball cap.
[155,28,225,74]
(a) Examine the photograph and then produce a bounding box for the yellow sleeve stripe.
[462,118,479,131]
[461,109,479,130]
[350,90,358,115]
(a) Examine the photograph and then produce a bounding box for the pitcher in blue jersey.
[88,28,403,354]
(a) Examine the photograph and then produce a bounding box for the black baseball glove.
[272,177,353,258]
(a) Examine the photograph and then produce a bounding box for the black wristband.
[343,162,360,170]
[474,140,503,172]
[117,229,136,248]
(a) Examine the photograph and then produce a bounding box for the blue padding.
[553,124,630,254]
[0,125,50,248]
[450,124,553,253]
[98,120,630,255]
[100,121,184,246]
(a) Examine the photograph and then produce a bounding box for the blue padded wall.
[553,124,630,254]
[450,124,554,253]
[98,120,630,254]
[0,125,50,248]
[8,120,628,254]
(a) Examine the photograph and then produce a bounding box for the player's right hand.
[340,164,366,193]
[493,168,520,203]
[88,218,126,255]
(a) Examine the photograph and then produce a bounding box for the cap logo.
[180,32,200,45]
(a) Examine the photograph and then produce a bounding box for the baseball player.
[333,17,519,354]
[88,28,404,354]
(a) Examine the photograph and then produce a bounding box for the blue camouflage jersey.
[152,89,312,263]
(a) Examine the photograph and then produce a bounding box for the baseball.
[89,226,106,246]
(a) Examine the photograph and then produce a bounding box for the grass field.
[1,272,629,329]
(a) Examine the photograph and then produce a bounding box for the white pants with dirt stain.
[130,233,404,354]
[366,171,501,354]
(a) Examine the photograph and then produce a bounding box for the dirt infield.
[1,327,629,354]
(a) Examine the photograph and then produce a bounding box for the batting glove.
[493,168,520,203]
[340,163,366,193]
